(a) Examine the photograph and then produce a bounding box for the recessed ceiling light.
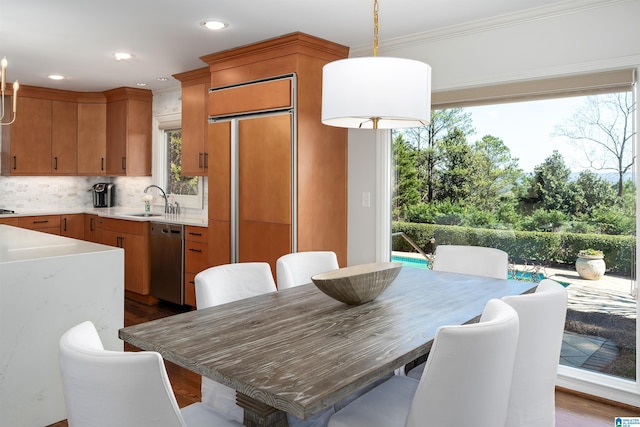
[136,82,147,87]
[48,74,65,80]
[157,77,169,82]
[201,20,227,30]
[114,52,134,61]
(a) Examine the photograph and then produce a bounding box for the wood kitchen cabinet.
[1,95,52,175]
[184,225,208,307]
[60,213,84,239]
[1,85,149,177]
[0,217,19,226]
[174,67,210,176]
[77,94,107,175]
[202,33,349,272]
[84,214,103,243]
[101,218,151,299]
[104,87,152,176]
[51,100,78,175]
[1,86,78,176]
[17,215,61,235]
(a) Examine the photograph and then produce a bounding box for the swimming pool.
[391,254,546,282]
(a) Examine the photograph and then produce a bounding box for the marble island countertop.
[0,224,122,263]
[0,224,124,426]
[0,207,208,227]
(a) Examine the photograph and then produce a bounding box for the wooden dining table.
[119,267,537,427]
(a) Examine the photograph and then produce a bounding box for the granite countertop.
[0,207,208,227]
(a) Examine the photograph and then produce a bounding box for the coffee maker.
[92,183,115,208]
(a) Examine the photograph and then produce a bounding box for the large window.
[391,70,637,399]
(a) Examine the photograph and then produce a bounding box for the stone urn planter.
[575,250,606,280]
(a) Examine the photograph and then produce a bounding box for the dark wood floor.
[49,298,639,427]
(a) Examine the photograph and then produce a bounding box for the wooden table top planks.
[120,267,536,423]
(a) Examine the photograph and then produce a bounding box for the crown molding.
[350,0,633,57]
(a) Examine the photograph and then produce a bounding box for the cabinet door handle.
[198,153,203,169]
[204,152,208,169]
[12,156,16,170]
[32,220,49,224]
[63,217,67,231]
[188,232,203,237]
[121,157,126,171]
[101,157,104,171]
[89,217,94,231]
[188,248,203,253]
[54,157,58,170]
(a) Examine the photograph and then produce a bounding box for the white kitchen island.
[0,225,124,427]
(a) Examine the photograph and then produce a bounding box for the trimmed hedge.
[392,221,635,276]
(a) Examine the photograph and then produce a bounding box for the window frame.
[153,113,204,210]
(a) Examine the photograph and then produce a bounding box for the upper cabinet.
[77,93,107,176]
[173,67,210,176]
[52,100,78,175]
[2,94,52,175]
[1,85,149,177]
[105,87,152,176]
[1,86,78,176]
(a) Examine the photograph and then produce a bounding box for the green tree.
[436,128,473,203]
[392,133,420,220]
[525,150,572,213]
[469,135,523,210]
[568,170,617,216]
[401,109,474,202]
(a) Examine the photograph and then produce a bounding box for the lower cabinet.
[0,217,19,226]
[83,214,102,243]
[17,215,61,235]
[184,225,208,307]
[60,213,85,239]
[101,218,151,298]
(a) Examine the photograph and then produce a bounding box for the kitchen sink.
[117,212,164,218]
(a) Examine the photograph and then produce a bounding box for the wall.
[347,0,640,266]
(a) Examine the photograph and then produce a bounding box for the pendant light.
[321,0,431,130]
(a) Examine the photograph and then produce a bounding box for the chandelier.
[321,0,431,130]
[1,57,19,126]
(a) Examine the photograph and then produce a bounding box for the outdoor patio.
[541,265,637,373]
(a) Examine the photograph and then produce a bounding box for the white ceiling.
[2,0,570,92]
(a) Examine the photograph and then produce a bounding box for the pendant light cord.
[373,0,379,57]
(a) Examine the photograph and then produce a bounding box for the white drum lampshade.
[321,56,431,129]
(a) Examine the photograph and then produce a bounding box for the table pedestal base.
[237,393,289,427]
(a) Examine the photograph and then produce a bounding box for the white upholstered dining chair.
[328,299,520,427]
[276,251,339,289]
[194,262,277,424]
[501,279,568,427]
[432,244,509,279]
[59,321,241,427]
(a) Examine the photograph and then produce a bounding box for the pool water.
[391,255,546,282]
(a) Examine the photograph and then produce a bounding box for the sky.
[465,96,589,173]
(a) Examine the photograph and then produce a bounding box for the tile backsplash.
[0,175,207,215]
[0,176,110,210]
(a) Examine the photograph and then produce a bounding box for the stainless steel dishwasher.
[150,222,184,305]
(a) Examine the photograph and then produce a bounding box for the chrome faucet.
[144,185,169,213]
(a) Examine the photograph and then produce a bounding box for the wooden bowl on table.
[311,262,403,305]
